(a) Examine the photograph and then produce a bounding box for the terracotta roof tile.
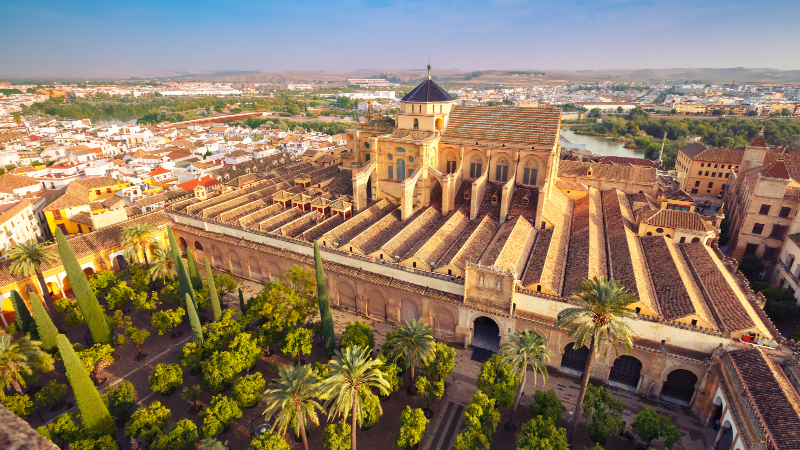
[443,106,561,145]
[726,348,800,450]
[639,209,713,232]
[559,160,657,184]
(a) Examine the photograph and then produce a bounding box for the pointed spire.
[427,60,431,80]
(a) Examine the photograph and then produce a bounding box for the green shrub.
[248,430,290,450]
[151,308,185,335]
[201,395,242,438]
[516,416,569,450]
[528,389,566,424]
[125,401,171,444]
[229,332,260,371]
[232,373,265,408]
[102,381,137,423]
[148,363,184,394]
[37,413,82,447]
[321,422,351,450]
[55,297,85,328]
[2,393,34,418]
[35,380,68,408]
[178,342,203,371]
[340,321,374,351]
[151,419,199,450]
[202,351,239,391]
[395,406,428,448]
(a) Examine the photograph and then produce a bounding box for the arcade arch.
[561,343,590,375]
[249,257,264,281]
[339,282,357,310]
[367,290,386,321]
[400,298,419,323]
[212,246,224,270]
[229,250,243,276]
[661,368,698,404]
[472,316,500,351]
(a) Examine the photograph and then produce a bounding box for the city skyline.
[1,0,799,75]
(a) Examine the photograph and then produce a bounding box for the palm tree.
[6,240,59,322]
[0,333,54,396]
[263,364,323,450]
[148,240,176,282]
[557,276,637,445]
[121,223,156,287]
[500,329,552,432]
[318,346,389,450]
[385,319,435,391]
[121,223,156,270]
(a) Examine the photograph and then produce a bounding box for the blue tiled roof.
[400,79,455,103]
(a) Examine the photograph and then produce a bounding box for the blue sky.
[1,0,799,74]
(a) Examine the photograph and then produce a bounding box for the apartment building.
[675,143,742,196]
[0,199,41,254]
[724,133,800,264]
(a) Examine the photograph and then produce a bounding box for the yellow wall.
[559,188,587,201]
[658,196,695,212]
[679,156,738,197]
[637,222,676,238]
[0,228,169,320]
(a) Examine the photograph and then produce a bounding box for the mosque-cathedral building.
[2,72,800,449]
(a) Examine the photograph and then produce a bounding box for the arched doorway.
[339,283,357,311]
[561,343,590,375]
[249,257,264,281]
[472,316,500,352]
[433,308,455,337]
[661,369,698,405]
[229,251,243,276]
[212,247,224,270]
[367,291,386,321]
[608,355,643,391]
[61,276,73,299]
[179,237,188,253]
[400,299,419,324]
[83,267,95,277]
[269,262,281,280]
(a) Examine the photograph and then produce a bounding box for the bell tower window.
[413,118,419,129]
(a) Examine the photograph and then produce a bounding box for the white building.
[0,199,42,255]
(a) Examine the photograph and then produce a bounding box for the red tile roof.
[147,167,171,176]
[678,144,744,164]
[176,176,220,193]
[726,348,800,450]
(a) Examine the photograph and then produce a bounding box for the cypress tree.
[238,288,246,314]
[9,290,33,334]
[55,228,111,345]
[204,257,222,321]
[186,247,202,291]
[167,227,196,311]
[56,334,114,436]
[185,294,203,345]
[30,292,57,351]
[314,241,335,357]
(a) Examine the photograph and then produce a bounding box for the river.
[560,127,644,159]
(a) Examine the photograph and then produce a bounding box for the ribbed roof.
[443,106,561,145]
[400,79,455,103]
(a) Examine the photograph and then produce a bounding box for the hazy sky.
[2,0,799,75]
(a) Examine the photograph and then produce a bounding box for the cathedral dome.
[400,75,455,103]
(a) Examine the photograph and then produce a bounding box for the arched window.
[496,157,509,182]
[523,162,538,185]
[435,118,443,130]
[413,118,419,129]
[446,152,457,174]
[469,155,483,178]
[396,159,406,181]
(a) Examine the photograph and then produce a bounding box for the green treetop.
[29,292,58,351]
[314,241,335,357]
[204,256,222,321]
[57,333,114,436]
[395,406,428,448]
[168,227,196,310]
[476,353,521,410]
[516,416,569,450]
[631,407,682,449]
[186,293,204,345]
[187,248,203,290]
[55,228,111,344]
[9,290,33,334]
